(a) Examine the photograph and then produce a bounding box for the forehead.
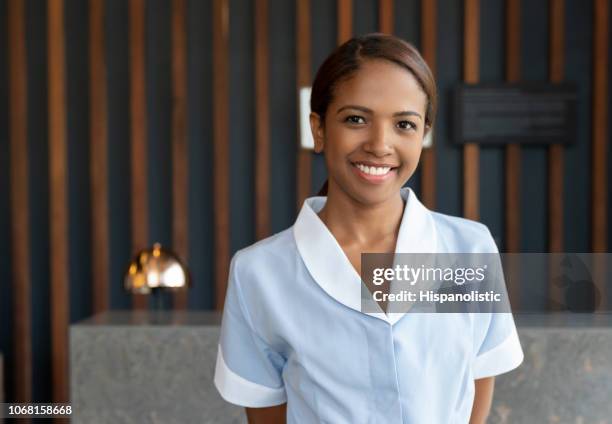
[332,59,427,114]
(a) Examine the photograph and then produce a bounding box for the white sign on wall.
[423,128,434,148]
[299,86,314,149]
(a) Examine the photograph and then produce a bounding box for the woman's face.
[311,59,428,206]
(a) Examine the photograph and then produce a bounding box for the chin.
[345,183,401,206]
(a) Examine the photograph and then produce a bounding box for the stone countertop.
[74,310,222,326]
[513,312,612,328]
[74,310,612,328]
[70,311,244,424]
[70,311,612,423]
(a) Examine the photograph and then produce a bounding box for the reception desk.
[70,312,612,423]
[70,311,245,424]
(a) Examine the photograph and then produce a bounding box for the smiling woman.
[214,33,523,424]
[311,34,437,198]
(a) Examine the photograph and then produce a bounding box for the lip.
[350,162,397,184]
[352,160,398,168]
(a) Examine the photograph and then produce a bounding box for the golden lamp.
[124,243,191,297]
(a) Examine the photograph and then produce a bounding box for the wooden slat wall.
[296,0,311,209]
[129,0,149,309]
[213,0,230,309]
[255,0,270,238]
[171,0,189,310]
[463,0,480,220]
[3,0,612,407]
[48,0,70,404]
[548,0,564,310]
[90,0,110,314]
[8,0,32,406]
[420,0,437,209]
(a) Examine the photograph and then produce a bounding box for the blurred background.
[0,0,609,415]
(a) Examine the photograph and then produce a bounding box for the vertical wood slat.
[171,0,189,310]
[213,0,230,309]
[337,0,352,44]
[8,0,32,407]
[463,0,480,220]
[548,0,564,311]
[255,0,270,238]
[296,0,311,210]
[504,0,521,308]
[420,0,437,209]
[592,0,609,253]
[90,0,110,314]
[129,0,149,309]
[379,0,393,34]
[47,0,70,404]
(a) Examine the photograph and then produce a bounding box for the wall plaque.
[454,83,578,145]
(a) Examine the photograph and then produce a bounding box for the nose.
[362,121,393,157]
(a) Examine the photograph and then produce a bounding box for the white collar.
[293,187,438,325]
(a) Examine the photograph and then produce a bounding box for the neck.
[317,182,405,247]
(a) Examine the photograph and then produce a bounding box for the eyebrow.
[336,105,423,120]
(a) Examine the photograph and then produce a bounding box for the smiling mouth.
[352,162,398,176]
[350,162,399,184]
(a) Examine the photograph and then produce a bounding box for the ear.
[309,112,325,153]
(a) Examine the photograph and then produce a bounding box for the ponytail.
[317,179,328,196]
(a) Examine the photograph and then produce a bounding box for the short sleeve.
[472,312,524,379]
[472,226,524,379]
[213,253,287,407]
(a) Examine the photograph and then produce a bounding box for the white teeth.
[355,163,391,176]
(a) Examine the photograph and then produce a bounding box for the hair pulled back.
[310,33,437,196]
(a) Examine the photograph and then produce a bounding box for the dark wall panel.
[187,0,214,309]
[147,0,173,252]
[229,0,255,252]
[310,0,336,198]
[394,0,420,46]
[106,0,132,310]
[393,0,422,197]
[519,0,548,253]
[269,0,297,232]
[563,0,592,252]
[26,0,51,404]
[353,0,377,35]
[66,0,93,324]
[518,0,548,311]
[435,0,462,216]
[478,0,505,247]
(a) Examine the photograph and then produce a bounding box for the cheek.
[398,139,423,169]
[325,126,361,156]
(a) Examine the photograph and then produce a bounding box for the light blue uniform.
[214,187,523,423]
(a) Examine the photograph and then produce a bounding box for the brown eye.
[397,120,416,131]
[345,115,366,124]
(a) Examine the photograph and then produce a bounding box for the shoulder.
[430,211,499,253]
[230,227,297,281]
[227,228,300,317]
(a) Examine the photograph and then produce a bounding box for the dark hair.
[311,33,437,196]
